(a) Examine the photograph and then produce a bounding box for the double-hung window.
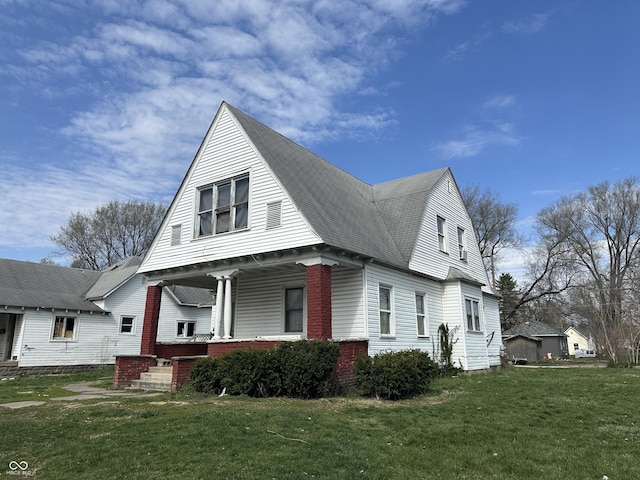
[437,216,447,252]
[52,316,76,340]
[379,285,393,336]
[284,287,304,333]
[197,175,249,237]
[465,298,481,331]
[415,293,427,337]
[457,227,466,260]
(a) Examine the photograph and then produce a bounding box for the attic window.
[266,201,282,229]
[197,175,249,237]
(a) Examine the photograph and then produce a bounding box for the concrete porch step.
[129,366,173,392]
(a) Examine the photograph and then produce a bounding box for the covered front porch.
[114,246,371,390]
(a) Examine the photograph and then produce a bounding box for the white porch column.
[223,276,233,339]
[213,277,224,339]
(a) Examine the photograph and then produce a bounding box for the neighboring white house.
[0,257,212,368]
[135,102,502,372]
[564,325,596,356]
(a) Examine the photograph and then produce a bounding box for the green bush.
[217,348,282,397]
[355,349,439,400]
[189,340,340,398]
[190,357,221,395]
[277,340,340,398]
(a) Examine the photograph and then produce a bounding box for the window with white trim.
[177,321,196,338]
[52,316,76,340]
[437,216,447,252]
[197,175,249,237]
[379,285,394,336]
[465,298,481,331]
[120,316,135,334]
[284,287,304,333]
[457,227,466,260]
[415,293,427,337]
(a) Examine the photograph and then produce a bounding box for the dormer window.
[197,175,249,237]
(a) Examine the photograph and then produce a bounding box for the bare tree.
[535,177,640,362]
[498,234,575,330]
[51,200,167,270]
[461,185,521,288]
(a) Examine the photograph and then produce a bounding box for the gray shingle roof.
[166,284,213,306]
[503,320,567,338]
[85,257,143,300]
[0,259,103,312]
[226,103,449,269]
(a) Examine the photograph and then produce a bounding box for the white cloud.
[0,0,467,255]
[433,123,520,159]
[502,11,552,35]
[483,94,516,109]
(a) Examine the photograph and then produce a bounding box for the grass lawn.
[1,366,638,479]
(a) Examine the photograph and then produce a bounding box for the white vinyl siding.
[366,263,443,357]
[140,107,322,274]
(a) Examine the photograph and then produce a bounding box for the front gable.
[140,103,322,274]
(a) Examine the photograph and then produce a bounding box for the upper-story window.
[457,227,466,261]
[437,216,447,252]
[197,175,249,237]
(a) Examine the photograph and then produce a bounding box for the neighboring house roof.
[503,320,567,338]
[0,259,103,312]
[503,334,542,343]
[565,325,590,338]
[165,284,213,306]
[85,257,143,300]
[227,103,450,270]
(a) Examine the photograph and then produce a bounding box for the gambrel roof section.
[226,103,450,269]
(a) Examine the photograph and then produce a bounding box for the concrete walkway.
[0,381,162,409]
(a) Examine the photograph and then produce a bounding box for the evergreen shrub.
[355,349,439,400]
[189,340,340,398]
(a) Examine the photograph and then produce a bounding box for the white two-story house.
[117,102,502,388]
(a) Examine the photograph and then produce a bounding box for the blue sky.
[1,0,638,274]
